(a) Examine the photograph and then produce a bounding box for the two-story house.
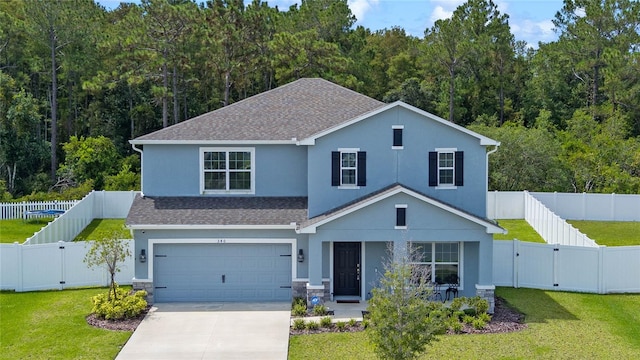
[126,78,504,311]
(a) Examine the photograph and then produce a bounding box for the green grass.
[567,221,640,246]
[74,219,131,241]
[289,288,640,359]
[0,288,132,360]
[0,218,54,244]
[493,219,546,243]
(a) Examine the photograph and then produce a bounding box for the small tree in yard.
[84,234,131,301]
[366,243,445,360]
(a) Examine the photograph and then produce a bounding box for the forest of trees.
[1,0,639,200]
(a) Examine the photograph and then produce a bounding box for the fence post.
[15,242,23,292]
[513,239,519,288]
[59,241,65,290]
[610,193,615,221]
[598,246,606,294]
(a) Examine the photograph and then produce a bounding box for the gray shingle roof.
[132,78,385,142]
[126,195,308,226]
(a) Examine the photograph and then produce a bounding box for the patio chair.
[445,275,459,301]
[428,282,443,302]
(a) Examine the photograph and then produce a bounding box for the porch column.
[476,239,495,313]
[306,238,325,305]
[477,239,493,284]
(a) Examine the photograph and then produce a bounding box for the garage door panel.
[154,243,292,302]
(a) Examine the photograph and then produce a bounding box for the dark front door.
[334,242,361,296]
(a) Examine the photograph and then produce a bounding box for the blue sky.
[98,0,563,48]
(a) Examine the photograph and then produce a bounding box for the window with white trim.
[411,242,461,285]
[438,151,455,185]
[341,151,357,186]
[200,147,254,193]
[429,149,463,188]
[395,204,407,229]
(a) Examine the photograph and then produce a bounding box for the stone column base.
[133,279,154,304]
[475,284,495,314]
[305,281,330,308]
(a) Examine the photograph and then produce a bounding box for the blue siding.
[142,144,307,196]
[308,106,488,218]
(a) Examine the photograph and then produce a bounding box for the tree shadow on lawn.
[497,287,578,323]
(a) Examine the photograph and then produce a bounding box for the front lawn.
[493,219,546,243]
[0,288,132,360]
[289,288,640,359]
[567,220,640,246]
[0,218,54,244]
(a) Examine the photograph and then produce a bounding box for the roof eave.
[129,139,298,145]
[127,224,298,230]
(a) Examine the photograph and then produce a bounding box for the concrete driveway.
[115,302,291,360]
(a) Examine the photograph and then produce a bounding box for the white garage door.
[153,243,292,302]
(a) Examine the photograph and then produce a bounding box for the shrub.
[449,319,464,334]
[472,318,486,330]
[292,297,306,308]
[348,318,357,327]
[362,319,370,329]
[470,296,490,314]
[462,315,475,324]
[292,318,306,330]
[478,312,492,322]
[450,297,465,311]
[306,321,319,330]
[312,304,327,316]
[463,308,477,317]
[292,303,307,317]
[91,287,147,320]
[320,316,332,327]
[452,310,466,321]
[335,321,347,331]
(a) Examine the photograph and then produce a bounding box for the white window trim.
[435,147,457,189]
[200,147,255,194]
[338,148,360,189]
[410,242,463,290]
[395,204,408,229]
[392,125,404,150]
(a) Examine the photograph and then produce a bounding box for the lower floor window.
[411,242,460,285]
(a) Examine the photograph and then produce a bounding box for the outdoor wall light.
[297,249,304,262]
[139,249,146,263]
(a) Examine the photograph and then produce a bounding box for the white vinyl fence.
[524,192,598,247]
[493,240,640,294]
[24,191,138,245]
[0,240,134,292]
[0,200,78,220]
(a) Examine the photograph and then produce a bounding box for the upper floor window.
[392,125,404,149]
[395,204,407,229]
[332,149,366,188]
[200,147,254,194]
[429,149,463,188]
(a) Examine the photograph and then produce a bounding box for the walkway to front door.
[333,242,361,297]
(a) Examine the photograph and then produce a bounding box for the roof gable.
[298,101,500,146]
[299,184,505,234]
[131,78,385,144]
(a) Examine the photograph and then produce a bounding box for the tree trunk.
[448,65,455,122]
[162,61,168,128]
[50,25,58,181]
[173,64,179,125]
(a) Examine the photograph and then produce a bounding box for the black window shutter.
[393,128,403,147]
[331,151,340,186]
[455,151,464,186]
[396,208,406,227]
[357,151,366,186]
[428,152,438,186]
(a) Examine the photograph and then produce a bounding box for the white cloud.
[512,19,556,48]
[429,5,453,23]
[348,0,379,22]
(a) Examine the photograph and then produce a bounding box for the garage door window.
[201,147,255,194]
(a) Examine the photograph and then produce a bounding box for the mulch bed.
[87,297,527,336]
[289,296,527,336]
[85,306,150,332]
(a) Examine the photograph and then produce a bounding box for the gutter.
[131,143,144,196]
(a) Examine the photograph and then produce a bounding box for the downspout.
[486,143,500,216]
[132,143,144,197]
